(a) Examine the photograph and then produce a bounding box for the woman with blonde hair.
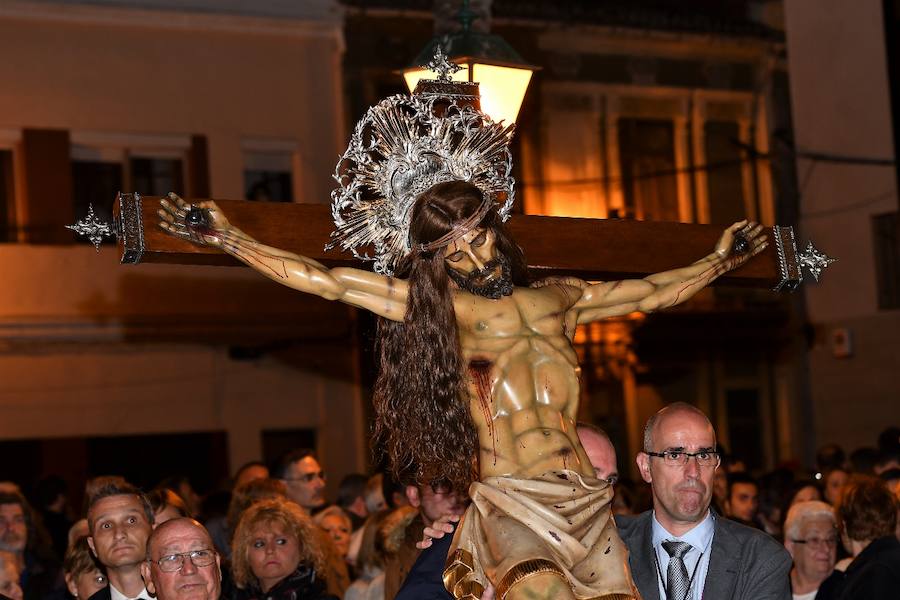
[231,497,336,600]
[63,537,107,599]
[344,510,391,600]
[311,506,352,560]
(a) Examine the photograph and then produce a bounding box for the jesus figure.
[159,176,764,599]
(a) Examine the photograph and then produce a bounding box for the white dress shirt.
[651,509,715,600]
[109,582,153,600]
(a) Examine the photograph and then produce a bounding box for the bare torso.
[453,280,595,480]
[158,196,764,487]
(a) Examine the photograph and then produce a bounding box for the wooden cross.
[95,192,812,291]
[68,69,830,289]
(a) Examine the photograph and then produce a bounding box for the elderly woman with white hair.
[783,500,838,600]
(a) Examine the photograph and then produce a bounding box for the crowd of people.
[0,413,897,600]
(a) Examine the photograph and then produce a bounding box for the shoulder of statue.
[528,276,590,309]
[529,276,589,290]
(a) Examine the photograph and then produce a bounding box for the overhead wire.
[516,132,897,217]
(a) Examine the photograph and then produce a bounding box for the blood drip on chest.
[468,359,498,465]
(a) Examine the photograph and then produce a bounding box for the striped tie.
[662,540,693,600]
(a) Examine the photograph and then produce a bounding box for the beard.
[447,254,514,299]
[0,531,25,553]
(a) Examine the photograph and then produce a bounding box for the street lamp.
[402,0,537,126]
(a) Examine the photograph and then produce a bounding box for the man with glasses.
[272,450,349,596]
[782,501,837,600]
[390,479,468,599]
[617,402,791,600]
[140,518,220,600]
[272,449,327,513]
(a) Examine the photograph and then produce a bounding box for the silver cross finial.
[426,46,463,82]
[66,204,114,251]
[798,240,837,282]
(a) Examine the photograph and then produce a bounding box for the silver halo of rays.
[328,93,516,276]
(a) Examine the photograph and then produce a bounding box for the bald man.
[140,519,221,600]
[616,402,790,600]
[576,422,619,485]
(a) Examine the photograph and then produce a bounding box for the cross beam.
[110,193,803,289]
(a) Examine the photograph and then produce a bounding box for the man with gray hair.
[0,490,61,600]
[616,401,791,599]
[783,501,837,600]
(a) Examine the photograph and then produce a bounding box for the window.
[0,150,13,242]
[725,388,764,471]
[131,157,184,197]
[618,118,680,222]
[72,156,123,229]
[0,432,229,509]
[873,211,900,309]
[704,120,747,225]
[70,135,187,245]
[87,431,227,493]
[244,150,293,202]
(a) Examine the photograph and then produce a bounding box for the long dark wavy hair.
[372,181,529,493]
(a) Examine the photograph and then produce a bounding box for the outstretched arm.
[574,220,767,324]
[158,193,408,321]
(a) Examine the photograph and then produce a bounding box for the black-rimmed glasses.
[645,450,720,467]
[150,549,217,572]
[282,470,326,484]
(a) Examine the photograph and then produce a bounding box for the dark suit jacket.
[86,586,111,600]
[818,536,900,600]
[394,520,454,600]
[616,511,791,600]
[22,552,63,600]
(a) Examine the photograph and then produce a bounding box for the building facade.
[342,0,809,475]
[2,0,887,499]
[0,0,365,499]
[784,0,900,451]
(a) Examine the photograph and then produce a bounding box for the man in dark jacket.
[0,490,62,600]
[616,402,791,600]
[85,477,154,600]
[384,480,467,600]
[816,476,900,600]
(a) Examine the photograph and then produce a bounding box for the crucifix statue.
[158,76,761,600]
[70,54,833,600]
